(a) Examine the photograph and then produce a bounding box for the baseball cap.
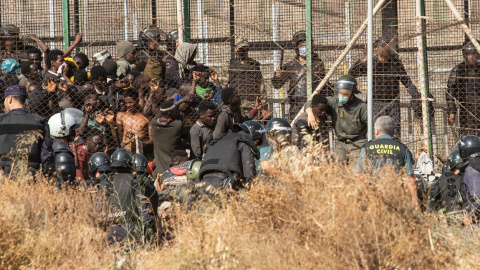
[3,85,26,101]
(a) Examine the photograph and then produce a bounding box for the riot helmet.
[233,123,249,134]
[445,150,462,172]
[458,135,480,160]
[132,153,148,174]
[88,152,111,173]
[266,118,291,137]
[48,109,83,140]
[334,75,359,93]
[266,118,292,146]
[110,148,133,169]
[0,24,20,37]
[186,160,202,182]
[139,25,166,46]
[243,120,266,146]
[463,41,479,56]
[166,30,179,49]
[51,140,76,184]
[292,31,307,46]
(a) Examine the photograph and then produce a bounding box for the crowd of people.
[1,22,480,246]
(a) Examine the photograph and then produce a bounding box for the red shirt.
[70,142,91,181]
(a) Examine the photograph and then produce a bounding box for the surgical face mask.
[298,46,307,57]
[338,95,349,104]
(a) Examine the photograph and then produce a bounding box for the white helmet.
[48,110,77,138]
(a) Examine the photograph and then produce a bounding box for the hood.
[174,43,197,68]
[218,104,234,116]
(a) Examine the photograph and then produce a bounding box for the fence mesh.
[0,0,478,172]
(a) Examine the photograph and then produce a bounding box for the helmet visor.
[334,80,356,91]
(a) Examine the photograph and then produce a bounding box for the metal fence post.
[184,0,190,42]
[176,0,184,44]
[62,0,70,50]
[306,0,312,99]
[367,0,374,141]
[421,0,433,159]
[416,0,433,158]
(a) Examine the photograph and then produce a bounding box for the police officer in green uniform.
[307,75,367,163]
[355,116,419,210]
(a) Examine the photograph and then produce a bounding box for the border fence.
[1,0,480,169]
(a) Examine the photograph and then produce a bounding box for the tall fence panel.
[0,0,478,167]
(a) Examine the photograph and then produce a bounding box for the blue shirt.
[355,135,414,175]
[256,145,273,174]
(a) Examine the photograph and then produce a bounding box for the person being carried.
[294,93,328,149]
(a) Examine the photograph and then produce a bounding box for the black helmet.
[0,24,19,37]
[335,75,359,93]
[445,150,462,172]
[463,41,479,56]
[243,120,266,146]
[233,123,249,134]
[459,135,480,160]
[88,152,111,173]
[139,25,166,45]
[132,153,148,174]
[292,31,307,46]
[166,30,179,47]
[110,148,133,168]
[266,118,291,139]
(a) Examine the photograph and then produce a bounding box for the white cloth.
[415,152,435,182]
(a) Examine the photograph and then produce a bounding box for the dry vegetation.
[0,146,479,269]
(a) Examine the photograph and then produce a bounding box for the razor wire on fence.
[0,0,478,169]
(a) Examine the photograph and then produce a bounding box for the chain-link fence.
[0,0,478,170]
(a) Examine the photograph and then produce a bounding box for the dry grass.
[1,145,479,269]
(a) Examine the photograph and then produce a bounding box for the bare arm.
[116,113,124,147]
[143,79,165,117]
[63,33,83,57]
[77,112,91,137]
[28,34,50,74]
[28,34,49,53]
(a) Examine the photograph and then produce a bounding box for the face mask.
[298,46,307,57]
[338,96,349,104]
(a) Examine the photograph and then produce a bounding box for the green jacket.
[326,95,367,141]
[116,59,132,78]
